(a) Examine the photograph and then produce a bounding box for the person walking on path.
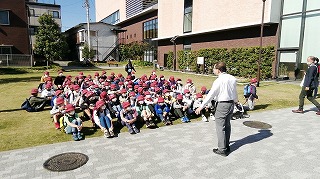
[195,62,238,157]
[125,60,136,76]
[292,56,320,115]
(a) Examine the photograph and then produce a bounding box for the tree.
[34,14,68,64]
[82,43,95,60]
[119,41,150,61]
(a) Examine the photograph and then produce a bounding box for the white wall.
[157,0,281,39]
[95,0,126,22]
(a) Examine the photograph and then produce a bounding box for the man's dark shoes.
[292,109,303,113]
[213,148,228,157]
[226,146,230,153]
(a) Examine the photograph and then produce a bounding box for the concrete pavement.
[1,105,320,178]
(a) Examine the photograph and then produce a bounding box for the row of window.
[143,18,158,39]
[101,10,119,25]
[29,9,60,19]
[0,10,10,25]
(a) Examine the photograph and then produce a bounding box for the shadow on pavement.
[229,129,273,153]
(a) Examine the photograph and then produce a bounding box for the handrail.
[101,38,125,61]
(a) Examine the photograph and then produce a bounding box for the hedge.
[174,46,275,79]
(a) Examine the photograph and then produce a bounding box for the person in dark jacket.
[125,60,136,76]
[54,70,66,88]
[292,56,320,115]
[29,88,47,111]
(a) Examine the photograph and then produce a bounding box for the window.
[0,10,10,25]
[29,26,38,35]
[29,9,35,17]
[100,10,120,25]
[183,0,193,33]
[78,30,85,43]
[90,31,97,37]
[51,11,60,18]
[143,18,158,39]
[0,47,12,54]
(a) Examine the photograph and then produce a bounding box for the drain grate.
[43,152,88,172]
[243,121,272,129]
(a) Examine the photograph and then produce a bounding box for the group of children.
[26,69,258,141]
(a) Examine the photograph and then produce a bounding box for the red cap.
[95,100,105,109]
[55,90,63,96]
[127,84,133,89]
[119,81,124,85]
[102,70,106,75]
[176,94,183,100]
[120,88,127,94]
[79,72,84,75]
[138,87,143,93]
[58,70,63,74]
[109,94,116,99]
[150,75,157,80]
[110,84,117,89]
[134,85,139,89]
[144,91,151,95]
[157,97,164,103]
[73,85,80,90]
[129,91,136,97]
[142,83,148,88]
[47,77,52,81]
[118,73,123,77]
[201,86,207,92]
[95,72,99,76]
[186,79,192,83]
[169,76,175,81]
[31,88,38,94]
[56,97,64,105]
[122,101,131,109]
[85,91,94,98]
[196,93,203,98]
[137,95,144,101]
[163,89,170,94]
[45,83,52,89]
[155,87,161,92]
[160,75,164,78]
[65,104,75,112]
[44,71,49,75]
[250,78,258,83]
[100,91,108,99]
[184,89,190,94]
[111,72,115,75]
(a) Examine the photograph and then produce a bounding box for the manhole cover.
[243,121,272,129]
[43,152,88,172]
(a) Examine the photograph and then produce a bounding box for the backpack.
[21,98,36,112]
[243,84,251,96]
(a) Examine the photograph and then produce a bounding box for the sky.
[44,0,97,32]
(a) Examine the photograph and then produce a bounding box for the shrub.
[175,46,275,79]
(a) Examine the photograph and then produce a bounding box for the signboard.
[197,57,204,64]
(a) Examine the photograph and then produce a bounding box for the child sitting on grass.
[93,100,115,138]
[120,101,140,134]
[136,95,155,128]
[63,104,83,141]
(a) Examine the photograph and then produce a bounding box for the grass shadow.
[0,68,28,75]
[0,76,40,84]
[229,129,273,153]
[253,104,271,110]
[81,126,97,136]
[0,108,24,113]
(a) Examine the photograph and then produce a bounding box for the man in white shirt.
[196,62,238,156]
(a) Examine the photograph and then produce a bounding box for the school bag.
[243,84,251,96]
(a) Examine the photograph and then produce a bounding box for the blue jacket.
[303,64,318,89]
[154,104,170,115]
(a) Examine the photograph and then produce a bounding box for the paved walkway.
[1,105,320,179]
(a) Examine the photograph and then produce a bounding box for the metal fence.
[0,54,33,67]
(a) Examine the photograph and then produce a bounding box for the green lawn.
[0,67,302,151]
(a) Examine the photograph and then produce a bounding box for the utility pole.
[257,0,266,87]
[84,0,91,50]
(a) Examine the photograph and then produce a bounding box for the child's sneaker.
[128,126,135,134]
[145,121,151,128]
[77,132,83,140]
[72,133,79,141]
[181,117,187,123]
[109,129,115,137]
[209,113,215,121]
[202,115,208,122]
[54,122,60,129]
[133,126,140,133]
[184,116,190,122]
[104,130,111,138]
